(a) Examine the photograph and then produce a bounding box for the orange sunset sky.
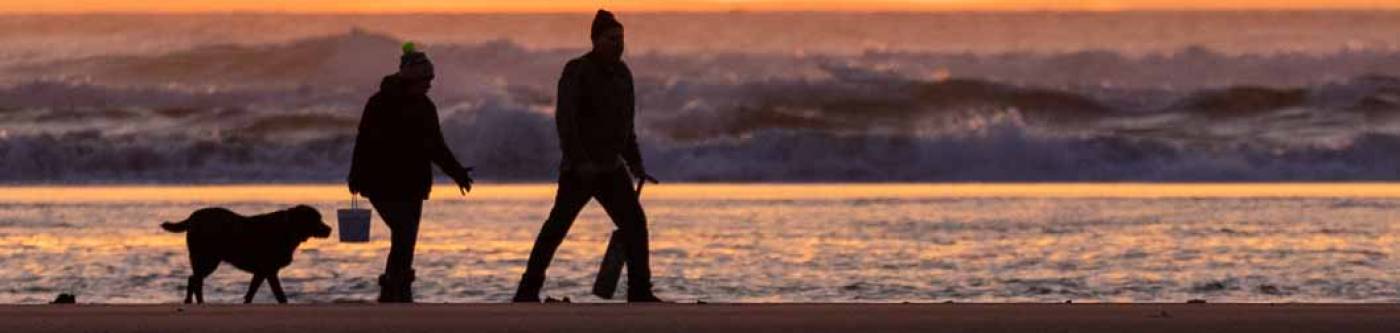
[4,1,1400,13]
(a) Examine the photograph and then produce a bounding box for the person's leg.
[514,171,593,302]
[593,170,659,302]
[370,198,424,303]
[381,200,424,274]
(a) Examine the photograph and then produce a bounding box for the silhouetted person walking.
[513,9,663,303]
[348,43,473,303]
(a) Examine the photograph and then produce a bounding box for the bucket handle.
[350,193,359,209]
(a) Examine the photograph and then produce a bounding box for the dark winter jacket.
[555,52,645,174]
[348,74,466,200]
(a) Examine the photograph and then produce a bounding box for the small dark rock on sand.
[52,293,76,304]
[545,296,571,303]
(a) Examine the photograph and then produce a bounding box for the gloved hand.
[631,166,659,185]
[450,166,475,195]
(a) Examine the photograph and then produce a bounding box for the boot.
[377,270,416,303]
[395,270,415,303]
[512,274,543,303]
[626,289,665,303]
[377,274,397,303]
[626,282,665,303]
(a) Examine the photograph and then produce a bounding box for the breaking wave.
[2,30,1400,183]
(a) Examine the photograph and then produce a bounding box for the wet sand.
[2,303,1398,332]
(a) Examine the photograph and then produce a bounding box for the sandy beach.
[3,303,1398,332]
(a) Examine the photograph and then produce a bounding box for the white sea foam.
[1,15,1400,182]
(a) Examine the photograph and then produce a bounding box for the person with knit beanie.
[513,9,666,303]
[348,41,474,303]
[398,42,434,82]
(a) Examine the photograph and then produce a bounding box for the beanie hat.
[398,41,434,81]
[590,9,623,40]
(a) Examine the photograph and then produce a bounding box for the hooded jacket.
[556,52,644,174]
[348,74,466,200]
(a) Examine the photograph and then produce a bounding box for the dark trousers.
[369,198,423,275]
[521,168,652,291]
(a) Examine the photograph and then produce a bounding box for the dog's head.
[286,205,332,239]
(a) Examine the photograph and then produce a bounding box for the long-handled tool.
[592,179,645,299]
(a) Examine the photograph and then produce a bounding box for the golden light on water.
[2,183,1400,203]
[3,183,1398,303]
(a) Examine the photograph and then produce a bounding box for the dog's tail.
[160,220,189,233]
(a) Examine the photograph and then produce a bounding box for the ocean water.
[1,184,1398,304]
[3,13,1400,183]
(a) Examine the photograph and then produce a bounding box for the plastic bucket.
[337,197,372,243]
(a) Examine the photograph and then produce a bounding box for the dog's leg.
[184,276,198,304]
[267,272,288,304]
[190,260,218,304]
[244,274,266,304]
[194,279,204,304]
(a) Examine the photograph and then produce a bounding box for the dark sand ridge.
[3,303,1399,332]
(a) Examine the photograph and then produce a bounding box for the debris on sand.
[545,296,571,303]
[52,293,76,304]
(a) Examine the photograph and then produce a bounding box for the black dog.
[161,205,331,304]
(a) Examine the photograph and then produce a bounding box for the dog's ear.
[288,205,320,220]
[290,205,332,238]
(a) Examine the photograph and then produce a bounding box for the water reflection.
[0,184,1397,303]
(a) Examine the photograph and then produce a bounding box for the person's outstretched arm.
[422,99,473,192]
[557,60,592,166]
[618,65,655,183]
